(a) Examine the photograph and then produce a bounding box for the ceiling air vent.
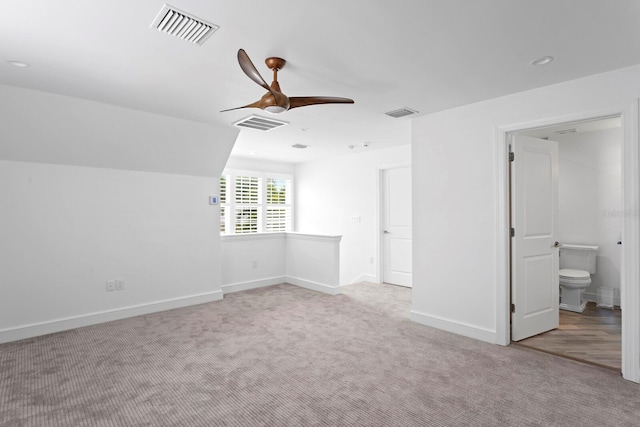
[233,115,289,131]
[555,128,578,135]
[151,4,219,45]
[385,107,419,118]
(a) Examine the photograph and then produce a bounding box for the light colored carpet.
[1,282,639,426]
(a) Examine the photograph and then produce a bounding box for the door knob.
[383,230,390,234]
[554,241,561,248]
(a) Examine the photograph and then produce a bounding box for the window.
[266,177,291,232]
[220,170,292,234]
[233,175,260,234]
[220,176,227,234]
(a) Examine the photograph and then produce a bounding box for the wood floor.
[515,302,621,371]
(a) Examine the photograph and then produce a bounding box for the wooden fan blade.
[220,99,263,112]
[288,96,354,110]
[237,49,274,95]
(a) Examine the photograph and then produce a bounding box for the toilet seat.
[559,269,591,286]
[559,269,590,279]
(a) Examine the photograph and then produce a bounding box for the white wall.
[295,145,411,284]
[225,156,295,175]
[0,85,235,177]
[0,86,238,343]
[411,64,640,343]
[221,233,287,293]
[555,128,622,303]
[286,233,341,294]
[221,232,341,295]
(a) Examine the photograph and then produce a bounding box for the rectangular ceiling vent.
[555,128,578,135]
[233,115,289,131]
[385,107,419,118]
[151,4,219,45]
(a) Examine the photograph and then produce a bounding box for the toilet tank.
[559,244,598,274]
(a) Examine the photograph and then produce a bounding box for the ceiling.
[2,0,640,164]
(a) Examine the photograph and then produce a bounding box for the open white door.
[511,135,559,341]
[382,167,412,287]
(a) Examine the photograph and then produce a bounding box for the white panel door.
[383,167,412,287]
[511,135,559,341]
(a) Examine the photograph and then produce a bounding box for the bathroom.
[557,118,622,310]
[518,117,622,370]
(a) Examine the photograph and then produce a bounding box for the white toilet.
[559,244,598,313]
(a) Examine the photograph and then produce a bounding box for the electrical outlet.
[106,280,115,292]
[252,260,258,269]
[369,257,374,264]
[115,279,124,291]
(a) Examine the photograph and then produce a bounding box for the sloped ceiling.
[1,0,639,163]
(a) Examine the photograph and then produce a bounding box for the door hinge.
[510,227,515,237]
[511,303,515,313]
[509,152,514,162]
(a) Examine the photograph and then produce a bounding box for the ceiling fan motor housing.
[265,57,286,70]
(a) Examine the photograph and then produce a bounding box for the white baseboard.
[584,291,621,307]
[222,276,340,295]
[286,276,342,295]
[221,276,286,294]
[351,274,377,284]
[410,309,496,344]
[2,274,343,345]
[0,291,223,345]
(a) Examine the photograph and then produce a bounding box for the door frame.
[375,162,411,284]
[494,101,640,382]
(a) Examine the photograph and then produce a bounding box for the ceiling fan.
[221,49,354,114]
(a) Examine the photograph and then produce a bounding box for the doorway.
[381,166,412,287]
[510,118,622,370]
[495,103,640,383]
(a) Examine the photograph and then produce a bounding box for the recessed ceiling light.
[530,56,554,66]
[7,60,30,68]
